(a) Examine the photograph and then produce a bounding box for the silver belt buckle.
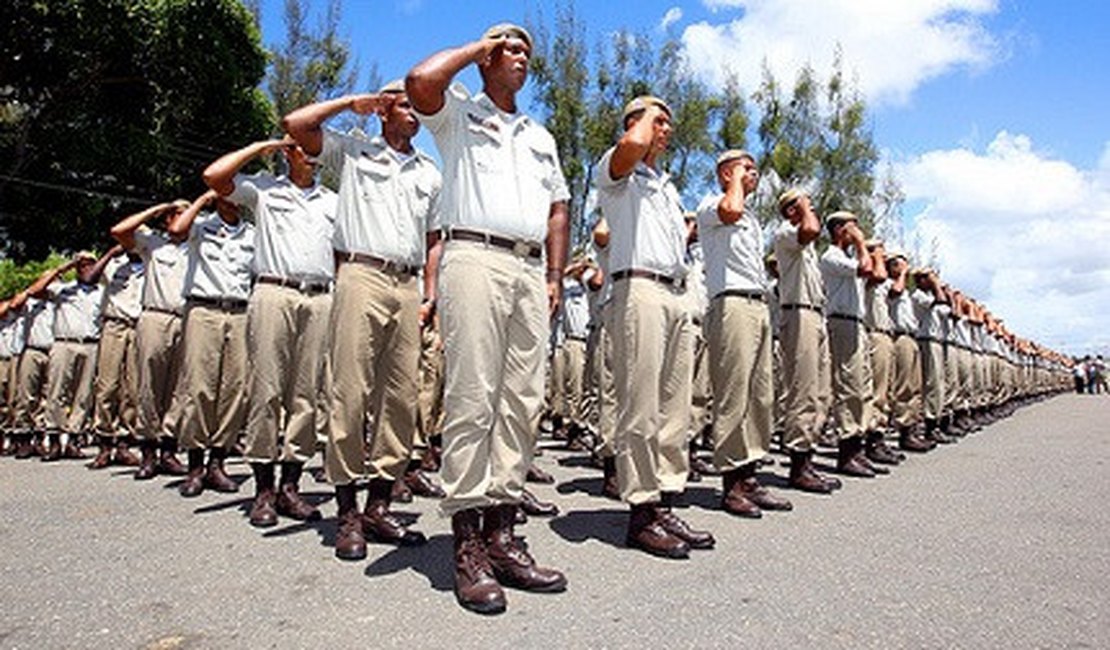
[512,240,532,258]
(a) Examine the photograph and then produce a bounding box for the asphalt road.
[1,392,1108,649]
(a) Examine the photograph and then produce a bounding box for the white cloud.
[895,132,1110,354]
[660,7,684,31]
[681,0,1002,106]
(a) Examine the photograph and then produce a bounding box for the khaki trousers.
[413,323,445,459]
[891,334,922,428]
[548,343,565,416]
[178,304,247,451]
[325,263,419,485]
[437,243,547,516]
[919,339,946,420]
[559,338,587,423]
[13,348,50,431]
[689,325,712,435]
[611,278,693,505]
[93,318,139,438]
[780,308,826,451]
[43,341,98,434]
[955,347,972,410]
[943,343,958,414]
[591,313,617,458]
[135,311,184,441]
[705,295,772,470]
[827,318,871,439]
[773,338,785,434]
[244,284,332,464]
[868,331,894,430]
[0,357,10,427]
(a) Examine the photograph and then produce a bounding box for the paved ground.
[1,392,1108,649]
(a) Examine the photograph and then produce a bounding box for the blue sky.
[257,1,1110,355]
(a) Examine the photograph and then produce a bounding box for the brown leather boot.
[865,431,902,465]
[113,440,141,466]
[837,436,876,477]
[520,488,559,517]
[134,440,158,479]
[334,484,367,561]
[87,436,113,470]
[600,456,619,500]
[249,463,278,528]
[483,504,567,593]
[657,495,715,549]
[452,508,506,615]
[625,503,689,559]
[203,448,239,493]
[157,438,188,476]
[13,434,34,459]
[362,478,426,546]
[179,449,206,497]
[721,467,762,518]
[62,434,87,459]
[276,462,320,521]
[788,450,832,493]
[898,426,932,453]
[403,462,445,499]
[40,434,62,462]
[392,477,414,503]
[525,464,555,484]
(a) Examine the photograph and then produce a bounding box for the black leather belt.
[828,313,863,324]
[256,275,333,294]
[781,303,822,314]
[714,289,766,303]
[916,336,944,345]
[335,251,420,277]
[26,345,50,353]
[565,335,588,342]
[56,336,99,344]
[611,268,685,290]
[188,296,248,311]
[444,229,542,259]
[143,306,183,317]
[867,326,895,336]
[103,314,137,328]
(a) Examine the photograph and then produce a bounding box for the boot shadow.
[364,533,454,592]
[680,486,721,510]
[547,508,627,549]
[555,476,604,497]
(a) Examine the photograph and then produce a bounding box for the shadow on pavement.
[547,508,627,549]
[364,534,454,592]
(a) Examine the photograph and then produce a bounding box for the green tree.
[0,0,273,262]
[817,48,879,228]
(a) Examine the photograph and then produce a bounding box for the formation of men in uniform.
[0,23,1078,618]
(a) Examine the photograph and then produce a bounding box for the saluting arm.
[167,190,218,242]
[406,37,502,116]
[203,138,291,197]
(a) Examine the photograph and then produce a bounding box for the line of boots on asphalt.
[0,387,1062,617]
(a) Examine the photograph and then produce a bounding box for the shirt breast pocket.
[466,123,503,174]
[355,157,393,202]
[527,145,555,191]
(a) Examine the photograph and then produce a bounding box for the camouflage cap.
[621,95,673,123]
[482,23,533,50]
[715,149,755,169]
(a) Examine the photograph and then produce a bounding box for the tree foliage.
[527,7,893,247]
[0,0,273,263]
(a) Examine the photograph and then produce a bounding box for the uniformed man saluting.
[204,134,337,527]
[597,95,713,558]
[407,23,570,615]
[283,79,441,554]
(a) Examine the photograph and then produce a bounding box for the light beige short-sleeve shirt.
[820,245,864,318]
[416,82,569,243]
[864,279,895,331]
[696,192,766,298]
[773,221,825,308]
[320,132,440,267]
[133,226,188,314]
[227,172,337,282]
[595,146,687,279]
[24,297,55,349]
[51,280,103,340]
[101,256,145,322]
[184,212,255,301]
